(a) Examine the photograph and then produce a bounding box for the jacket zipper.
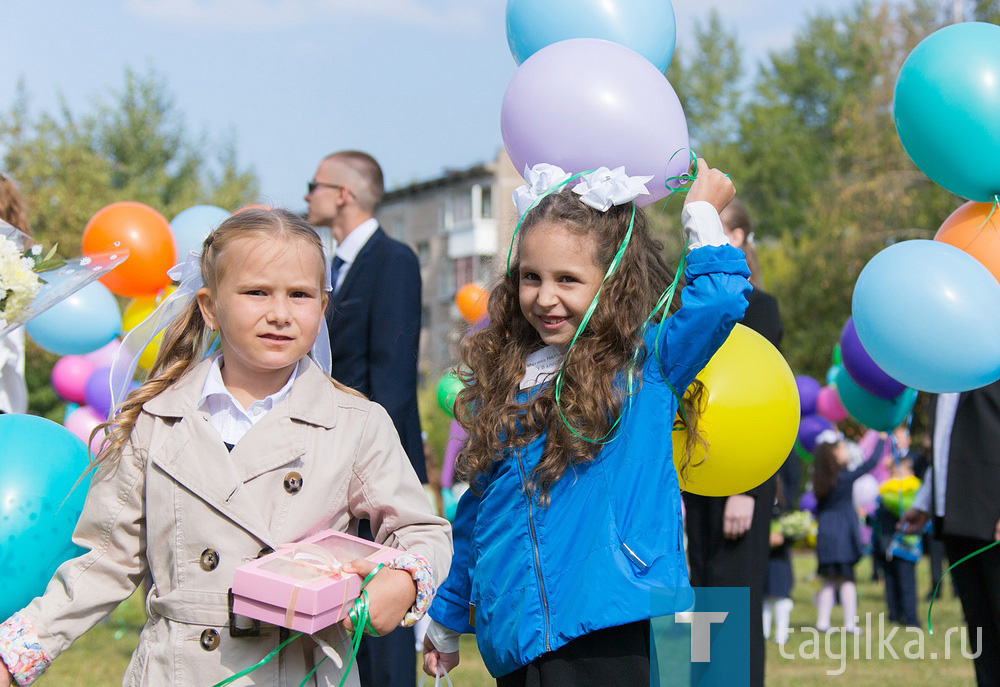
[515,448,551,651]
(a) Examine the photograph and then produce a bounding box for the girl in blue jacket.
[422,159,751,685]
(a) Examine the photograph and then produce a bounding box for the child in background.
[764,481,795,646]
[873,443,922,627]
[813,429,885,633]
[0,209,451,686]
[423,159,751,685]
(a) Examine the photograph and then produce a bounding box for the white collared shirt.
[332,217,379,294]
[913,392,960,517]
[197,356,300,446]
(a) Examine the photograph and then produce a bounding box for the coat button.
[283,472,303,494]
[257,546,275,558]
[200,628,220,651]
[200,549,220,571]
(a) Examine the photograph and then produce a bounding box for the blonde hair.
[720,199,763,289]
[0,174,31,235]
[89,208,359,467]
[455,188,705,503]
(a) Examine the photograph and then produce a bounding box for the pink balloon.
[816,385,848,423]
[83,338,121,369]
[51,356,96,404]
[501,38,690,206]
[64,405,103,446]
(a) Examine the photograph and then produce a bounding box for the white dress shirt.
[913,392,960,517]
[197,356,300,446]
[0,328,28,414]
[332,218,379,294]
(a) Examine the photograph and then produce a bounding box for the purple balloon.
[501,38,690,206]
[83,367,114,420]
[795,375,822,416]
[799,491,818,514]
[797,413,834,453]
[840,318,906,400]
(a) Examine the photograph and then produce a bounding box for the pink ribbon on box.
[279,542,352,628]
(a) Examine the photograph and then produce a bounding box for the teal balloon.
[827,364,842,386]
[25,280,121,356]
[170,205,230,259]
[894,22,1000,201]
[506,0,676,72]
[833,366,916,432]
[0,415,92,619]
[852,240,1000,392]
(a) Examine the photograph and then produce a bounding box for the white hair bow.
[512,164,574,217]
[573,167,653,212]
[814,429,843,447]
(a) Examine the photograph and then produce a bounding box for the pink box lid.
[232,529,399,617]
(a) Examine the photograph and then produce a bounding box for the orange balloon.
[456,283,488,323]
[934,201,1000,282]
[231,204,273,215]
[82,202,176,298]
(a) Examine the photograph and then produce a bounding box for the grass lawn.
[38,551,976,685]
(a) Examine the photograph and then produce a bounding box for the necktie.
[331,256,346,294]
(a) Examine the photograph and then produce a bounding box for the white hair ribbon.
[572,166,653,212]
[512,164,573,218]
[814,429,843,447]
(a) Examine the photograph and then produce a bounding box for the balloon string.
[927,539,1000,635]
[974,194,1000,233]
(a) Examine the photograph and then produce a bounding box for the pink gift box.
[232,529,400,634]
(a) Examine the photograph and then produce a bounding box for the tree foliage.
[1,68,260,418]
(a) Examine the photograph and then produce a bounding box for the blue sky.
[0,0,866,214]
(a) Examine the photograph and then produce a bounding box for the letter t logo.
[675,612,729,662]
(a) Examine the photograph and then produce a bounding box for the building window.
[455,256,475,287]
[481,186,493,219]
[452,189,472,225]
[416,240,431,265]
[438,262,455,300]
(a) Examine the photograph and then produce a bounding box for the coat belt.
[147,589,231,626]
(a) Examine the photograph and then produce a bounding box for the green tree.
[1,68,260,418]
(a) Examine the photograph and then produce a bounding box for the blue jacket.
[428,245,752,677]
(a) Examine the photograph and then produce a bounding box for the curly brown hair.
[455,188,705,503]
[88,208,360,469]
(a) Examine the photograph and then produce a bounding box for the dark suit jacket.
[326,226,426,482]
[928,379,1000,540]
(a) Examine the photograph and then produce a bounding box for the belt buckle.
[227,588,262,638]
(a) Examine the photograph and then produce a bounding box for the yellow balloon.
[122,286,177,333]
[122,286,176,370]
[672,324,799,497]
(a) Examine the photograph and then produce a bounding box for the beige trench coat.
[21,356,452,686]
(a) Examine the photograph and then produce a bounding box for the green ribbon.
[212,563,385,687]
[927,539,1000,635]
[973,194,1000,233]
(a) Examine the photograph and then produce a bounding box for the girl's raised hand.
[684,158,735,214]
[341,558,417,637]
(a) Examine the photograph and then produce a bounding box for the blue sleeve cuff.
[684,244,752,279]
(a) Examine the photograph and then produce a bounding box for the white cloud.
[124,0,487,32]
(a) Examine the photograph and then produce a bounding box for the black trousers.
[496,621,650,687]
[943,535,1000,686]
[683,477,775,687]
[881,556,918,625]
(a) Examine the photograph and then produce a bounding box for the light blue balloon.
[894,22,1000,201]
[852,240,1000,392]
[170,205,230,259]
[25,280,121,356]
[506,0,676,72]
[0,414,92,619]
[833,366,916,432]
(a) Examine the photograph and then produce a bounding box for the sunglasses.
[307,180,347,195]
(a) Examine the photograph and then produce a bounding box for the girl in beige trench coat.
[0,210,452,686]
